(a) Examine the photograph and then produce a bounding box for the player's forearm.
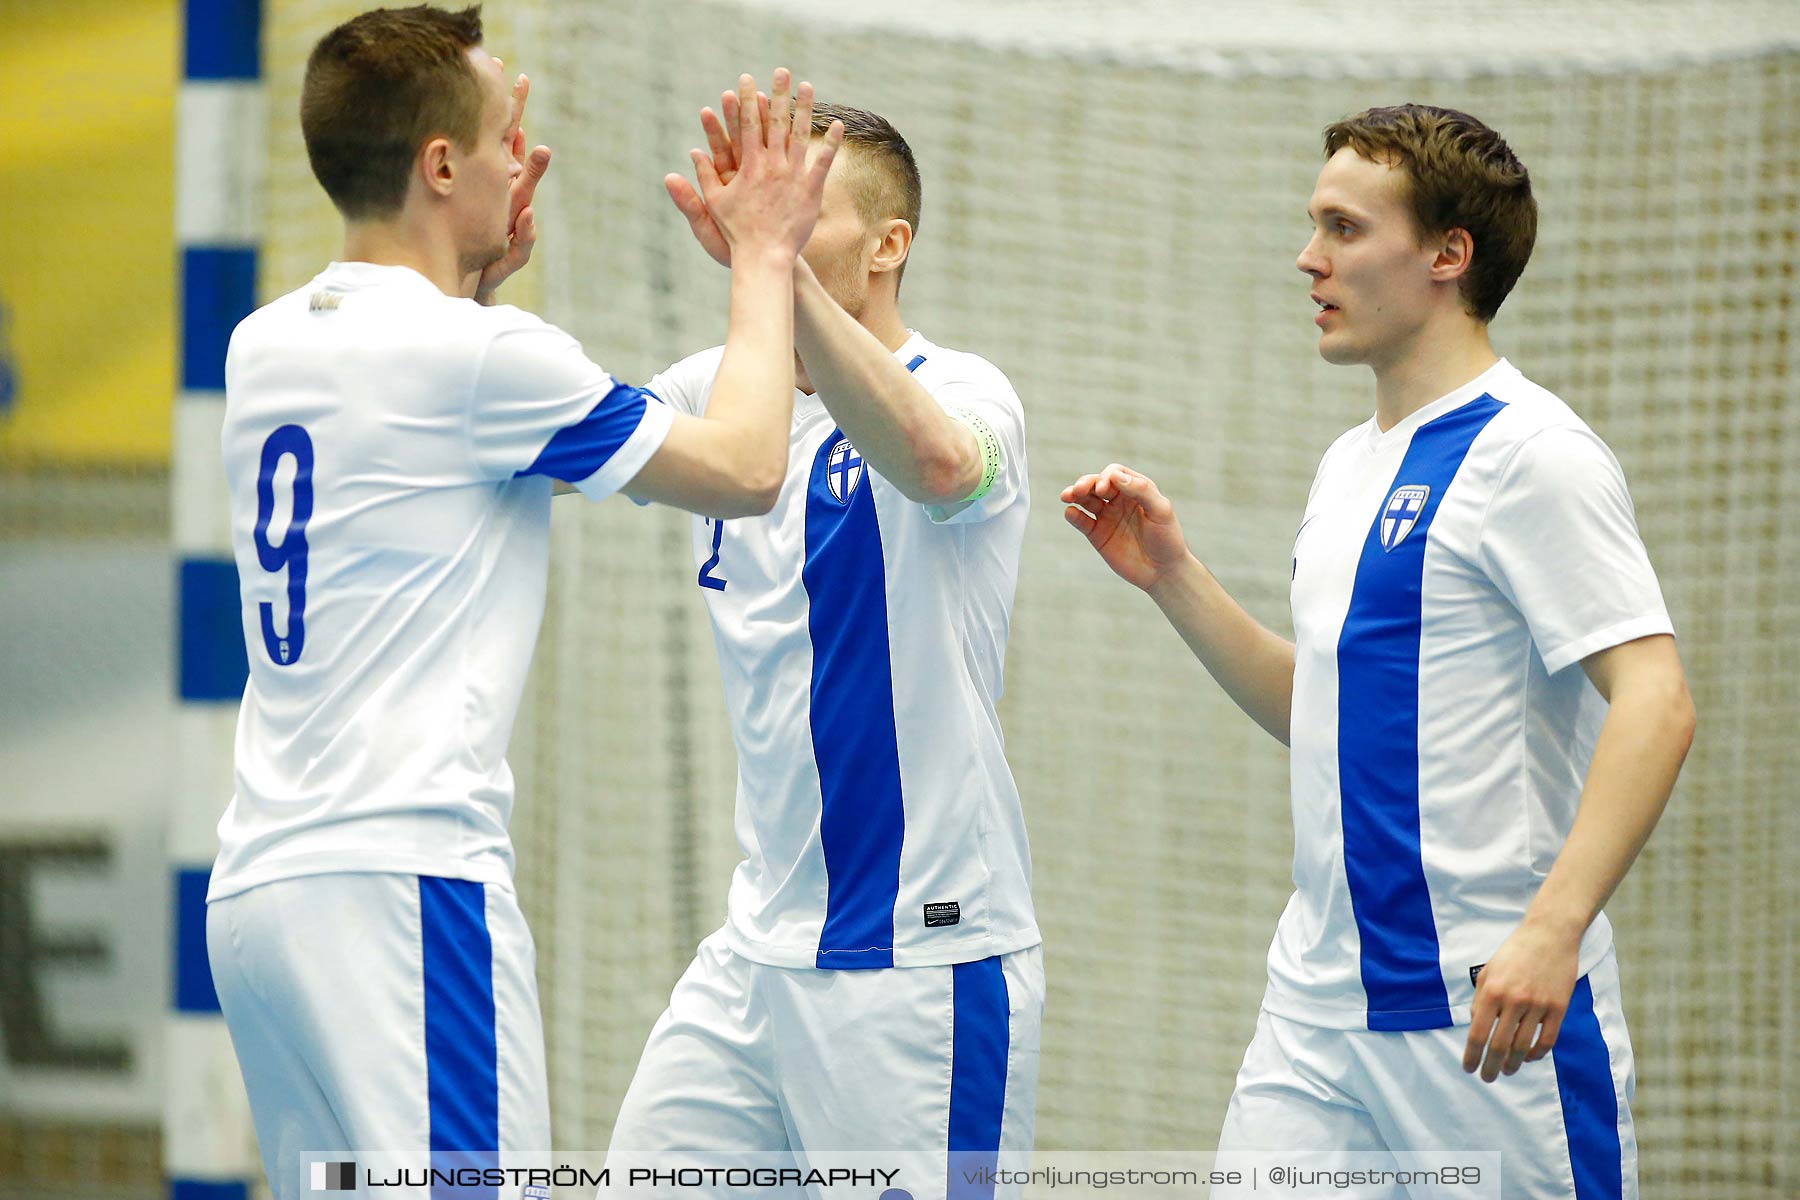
[1147,554,1296,745]
[707,249,801,505]
[792,260,980,504]
[1521,673,1695,939]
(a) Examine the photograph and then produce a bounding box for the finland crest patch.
[824,437,865,503]
[1379,484,1430,552]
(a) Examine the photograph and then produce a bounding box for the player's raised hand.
[474,72,552,303]
[665,70,842,265]
[663,91,743,267]
[1460,921,1580,1083]
[1061,465,1194,593]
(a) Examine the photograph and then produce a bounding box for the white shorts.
[1215,950,1637,1200]
[606,928,1044,1199]
[206,872,550,1200]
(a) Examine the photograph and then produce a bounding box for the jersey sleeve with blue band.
[514,385,655,484]
[470,315,673,499]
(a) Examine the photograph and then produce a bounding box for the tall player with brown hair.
[1063,106,1694,1197]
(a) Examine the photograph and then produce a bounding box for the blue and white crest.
[1379,485,1430,552]
[825,438,864,504]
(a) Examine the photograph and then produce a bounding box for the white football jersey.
[209,261,671,901]
[1272,359,1673,1031]
[646,332,1038,969]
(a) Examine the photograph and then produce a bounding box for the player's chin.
[463,238,510,280]
[1316,331,1365,366]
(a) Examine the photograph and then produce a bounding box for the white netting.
[255,2,1799,1194]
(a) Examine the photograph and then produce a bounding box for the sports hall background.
[1,1,1795,1196]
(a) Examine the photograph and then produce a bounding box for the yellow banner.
[0,0,177,468]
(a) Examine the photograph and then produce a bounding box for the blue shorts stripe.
[173,867,220,1013]
[419,877,499,1200]
[1338,395,1504,1031]
[514,384,650,484]
[169,1180,250,1200]
[183,0,261,80]
[947,956,1010,1200]
[178,557,250,702]
[181,246,256,392]
[803,426,904,969]
[1552,976,1624,1200]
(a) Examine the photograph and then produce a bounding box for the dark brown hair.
[810,102,922,287]
[1324,104,1536,322]
[301,5,487,219]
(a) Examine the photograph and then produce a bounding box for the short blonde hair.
[810,102,921,287]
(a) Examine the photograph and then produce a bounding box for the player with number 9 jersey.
[210,265,669,899]
[199,9,841,1196]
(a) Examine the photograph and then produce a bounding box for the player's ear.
[420,136,456,199]
[1430,226,1475,284]
[870,217,912,276]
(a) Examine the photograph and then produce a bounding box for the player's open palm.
[474,72,552,302]
[664,87,750,267]
[668,69,842,263]
[1061,465,1192,593]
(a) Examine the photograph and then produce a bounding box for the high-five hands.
[474,70,553,303]
[1061,464,1196,594]
[665,70,844,267]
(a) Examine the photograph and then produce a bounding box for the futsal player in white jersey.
[1062,106,1695,1198]
[600,98,1043,1193]
[204,6,842,1196]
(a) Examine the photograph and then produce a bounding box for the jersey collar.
[1363,358,1517,453]
[316,261,446,296]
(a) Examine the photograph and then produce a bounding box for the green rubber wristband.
[954,407,1002,503]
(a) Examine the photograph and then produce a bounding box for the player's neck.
[795,301,911,397]
[1369,319,1498,432]
[340,218,469,298]
[863,299,912,358]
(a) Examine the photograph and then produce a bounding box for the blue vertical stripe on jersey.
[1338,394,1504,1031]
[1552,976,1625,1200]
[803,426,905,968]
[172,868,220,1013]
[181,247,256,392]
[515,384,650,483]
[947,956,1010,1200]
[419,877,499,1199]
[178,557,250,702]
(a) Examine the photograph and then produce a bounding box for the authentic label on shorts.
[1470,963,1486,988]
[923,902,961,928]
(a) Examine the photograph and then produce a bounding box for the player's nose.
[1296,233,1326,277]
